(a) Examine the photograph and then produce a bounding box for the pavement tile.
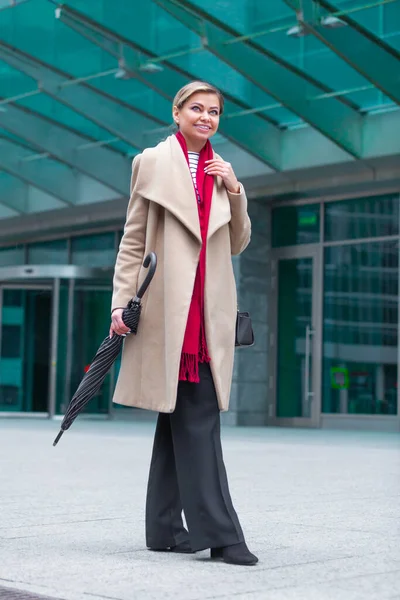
[0,419,399,600]
[0,585,66,600]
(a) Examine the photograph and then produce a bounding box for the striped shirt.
[188,151,200,203]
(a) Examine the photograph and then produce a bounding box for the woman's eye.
[210,110,219,116]
[191,106,200,111]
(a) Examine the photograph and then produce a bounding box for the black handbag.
[235,311,255,347]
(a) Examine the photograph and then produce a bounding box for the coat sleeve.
[111,155,149,312]
[228,183,251,256]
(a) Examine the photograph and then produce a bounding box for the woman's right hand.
[109,308,130,338]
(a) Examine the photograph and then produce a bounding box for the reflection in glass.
[71,233,116,267]
[323,241,398,415]
[0,246,24,266]
[325,195,399,242]
[28,239,68,264]
[272,204,320,247]
[66,285,112,416]
[0,289,51,412]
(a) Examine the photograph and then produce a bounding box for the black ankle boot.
[149,540,195,554]
[170,540,195,554]
[210,542,258,565]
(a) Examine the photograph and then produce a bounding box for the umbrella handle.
[135,252,157,300]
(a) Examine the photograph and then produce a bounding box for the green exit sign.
[298,212,318,226]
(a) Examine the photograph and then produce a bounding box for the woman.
[110,81,257,566]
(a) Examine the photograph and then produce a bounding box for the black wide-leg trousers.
[145,362,244,552]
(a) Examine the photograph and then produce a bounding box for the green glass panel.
[28,239,68,264]
[325,194,399,242]
[322,241,398,415]
[68,286,112,415]
[0,246,24,266]
[304,46,382,109]
[24,289,52,412]
[19,92,135,155]
[248,0,394,113]
[276,257,313,418]
[0,291,24,411]
[0,0,397,162]
[0,289,51,412]
[272,204,320,247]
[384,2,400,52]
[55,281,69,416]
[71,233,116,267]
[2,290,22,306]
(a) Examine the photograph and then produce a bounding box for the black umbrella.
[53,252,157,447]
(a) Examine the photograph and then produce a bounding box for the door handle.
[305,324,315,407]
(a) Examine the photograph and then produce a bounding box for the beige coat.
[111,135,251,413]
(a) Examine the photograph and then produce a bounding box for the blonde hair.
[172,81,224,120]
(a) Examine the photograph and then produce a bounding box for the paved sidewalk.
[0,418,399,600]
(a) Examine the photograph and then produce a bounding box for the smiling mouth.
[195,124,211,131]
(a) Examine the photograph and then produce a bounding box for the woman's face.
[173,92,221,151]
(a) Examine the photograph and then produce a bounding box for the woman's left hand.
[204,159,240,194]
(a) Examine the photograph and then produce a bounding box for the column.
[222,198,270,426]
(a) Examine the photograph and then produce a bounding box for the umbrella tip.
[53,430,64,447]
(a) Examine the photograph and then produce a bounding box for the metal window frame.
[268,244,322,428]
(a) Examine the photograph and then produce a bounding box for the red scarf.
[176,131,213,383]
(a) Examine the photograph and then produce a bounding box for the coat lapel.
[136,136,201,243]
[207,176,232,240]
[136,136,231,243]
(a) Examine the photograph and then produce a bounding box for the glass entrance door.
[269,247,321,427]
[56,281,113,416]
[0,265,114,417]
[0,287,52,413]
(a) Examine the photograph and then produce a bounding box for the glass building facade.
[0,231,122,417]
[0,0,399,431]
[270,193,399,430]
[0,193,399,432]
